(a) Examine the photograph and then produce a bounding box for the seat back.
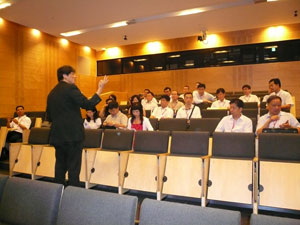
[56,186,137,225]
[149,118,158,130]
[260,102,267,109]
[259,133,300,161]
[0,177,63,225]
[189,118,220,136]
[134,131,170,153]
[202,109,228,119]
[251,117,257,133]
[195,102,212,110]
[242,109,258,118]
[212,132,255,158]
[260,108,268,116]
[250,214,300,225]
[159,118,187,131]
[171,131,209,156]
[0,118,7,127]
[102,129,134,150]
[145,110,151,118]
[139,198,241,225]
[27,111,47,121]
[243,102,258,109]
[28,127,51,145]
[83,129,103,148]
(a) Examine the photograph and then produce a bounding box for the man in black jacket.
[47,65,108,186]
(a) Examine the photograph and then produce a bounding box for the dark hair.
[184,92,193,97]
[216,88,225,94]
[86,107,99,122]
[144,89,150,92]
[108,101,119,110]
[197,83,206,89]
[160,95,170,102]
[269,78,281,87]
[109,94,117,101]
[16,105,24,111]
[267,95,282,104]
[105,98,113,104]
[230,99,244,108]
[130,95,141,105]
[164,87,171,92]
[147,91,154,97]
[130,103,144,125]
[242,84,251,89]
[57,65,75,82]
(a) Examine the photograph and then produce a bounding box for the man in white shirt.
[239,84,260,104]
[179,85,189,99]
[215,99,253,133]
[169,91,184,114]
[193,83,216,104]
[211,88,230,109]
[176,92,201,119]
[141,92,158,112]
[6,105,31,142]
[151,95,174,119]
[256,95,300,134]
[268,78,293,111]
[141,89,158,105]
[103,102,128,129]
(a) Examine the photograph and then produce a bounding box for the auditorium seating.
[56,186,138,225]
[207,132,256,208]
[0,177,63,225]
[162,131,210,201]
[149,118,158,130]
[241,109,259,118]
[201,109,228,119]
[258,133,300,211]
[195,102,212,110]
[188,118,220,136]
[250,214,300,225]
[87,129,134,191]
[139,198,241,225]
[159,118,187,131]
[123,131,170,199]
[0,118,7,127]
[243,102,259,109]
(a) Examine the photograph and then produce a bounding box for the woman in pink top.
[127,103,153,131]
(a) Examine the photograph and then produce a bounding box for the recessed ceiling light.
[0,2,11,9]
[133,58,147,62]
[61,30,82,37]
[110,21,128,28]
[177,8,203,16]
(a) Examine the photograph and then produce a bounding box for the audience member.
[141,89,157,105]
[99,98,113,119]
[268,78,293,111]
[169,91,184,115]
[215,99,252,133]
[108,94,117,102]
[179,85,189,99]
[151,95,174,119]
[83,107,101,129]
[210,88,230,109]
[262,86,272,103]
[176,92,201,119]
[193,83,215,104]
[103,101,128,129]
[256,95,300,134]
[239,84,260,104]
[127,103,153,131]
[142,92,158,112]
[128,94,146,116]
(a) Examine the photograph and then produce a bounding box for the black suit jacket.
[46,81,101,145]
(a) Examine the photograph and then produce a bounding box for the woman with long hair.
[127,103,153,131]
[83,107,101,129]
[128,94,146,116]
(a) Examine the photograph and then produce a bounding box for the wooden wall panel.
[0,19,98,117]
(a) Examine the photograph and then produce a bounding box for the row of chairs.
[0,176,298,225]
[10,128,300,213]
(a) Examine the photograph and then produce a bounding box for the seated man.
[193,83,215,104]
[256,95,300,134]
[102,101,128,129]
[176,92,201,120]
[141,91,158,112]
[151,95,174,120]
[215,99,253,133]
[169,91,184,115]
[179,85,189,99]
[239,84,260,104]
[268,78,293,111]
[141,89,157,105]
[210,88,230,109]
[1,105,31,160]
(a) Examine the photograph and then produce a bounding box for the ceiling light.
[0,2,11,9]
[61,31,82,37]
[177,8,203,16]
[214,50,229,54]
[168,54,181,58]
[267,0,278,2]
[84,46,91,52]
[32,29,41,37]
[111,21,128,28]
[60,38,68,46]
[223,60,235,63]
[0,17,3,25]
[134,59,147,62]
[264,45,278,49]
